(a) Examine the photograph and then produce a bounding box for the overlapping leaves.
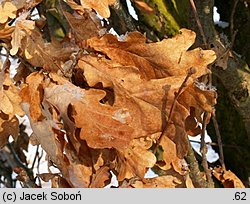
[0,0,237,188]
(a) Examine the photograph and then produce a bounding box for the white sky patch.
[126,0,138,20]
[213,6,229,28]
[213,7,220,23]
[145,168,158,178]
[189,130,220,163]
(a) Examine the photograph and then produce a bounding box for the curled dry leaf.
[131,175,182,188]
[71,91,134,149]
[63,11,102,44]
[212,166,245,188]
[78,52,216,157]
[89,166,111,188]
[22,101,92,188]
[0,24,15,40]
[116,138,156,181]
[132,0,154,13]
[80,0,116,18]
[0,61,24,148]
[157,136,185,174]
[11,19,74,70]
[87,28,216,80]
[0,1,17,24]
[20,72,44,122]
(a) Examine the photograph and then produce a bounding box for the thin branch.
[230,0,239,45]
[189,0,208,47]
[153,67,196,154]
[184,140,207,188]
[7,142,30,172]
[189,139,242,149]
[200,112,214,187]
[212,113,226,170]
[31,145,40,170]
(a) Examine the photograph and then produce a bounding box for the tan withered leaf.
[131,175,182,188]
[20,72,44,122]
[78,54,216,157]
[63,11,101,44]
[11,19,74,70]
[71,91,134,149]
[40,72,133,150]
[22,102,92,187]
[0,24,15,40]
[87,28,216,80]
[116,138,156,181]
[132,0,154,13]
[157,136,185,174]
[0,2,17,24]
[0,113,19,148]
[0,61,24,148]
[212,167,245,188]
[80,0,116,18]
[89,166,111,188]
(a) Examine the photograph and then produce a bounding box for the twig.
[230,0,239,45]
[189,139,242,149]
[7,142,30,172]
[200,112,214,187]
[31,145,40,170]
[184,140,207,188]
[189,0,208,47]
[14,167,39,188]
[212,113,226,170]
[153,67,196,154]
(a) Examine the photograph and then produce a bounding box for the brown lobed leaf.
[0,1,17,24]
[87,28,216,80]
[10,18,74,70]
[89,166,111,188]
[77,53,216,157]
[212,166,245,188]
[80,0,116,18]
[0,24,15,40]
[116,137,156,181]
[63,10,103,46]
[131,175,182,188]
[0,60,24,148]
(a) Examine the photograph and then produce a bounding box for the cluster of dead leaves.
[0,0,244,188]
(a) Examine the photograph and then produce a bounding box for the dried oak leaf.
[131,175,182,188]
[63,11,102,44]
[0,113,19,148]
[89,166,111,188]
[0,24,15,40]
[71,91,134,149]
[116,137,156,181]
[0,1,17,24]
[212,166,245,188]
[157,136,186,175]
[0,62,24,148]
[41,72,133,150]
[22,101,92,188]
[10,19,74,70]
[132,0,154,13]
[20,72,44,122]
[87,28,216,80]
[80,0,116,18]
[78,53,216,157]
